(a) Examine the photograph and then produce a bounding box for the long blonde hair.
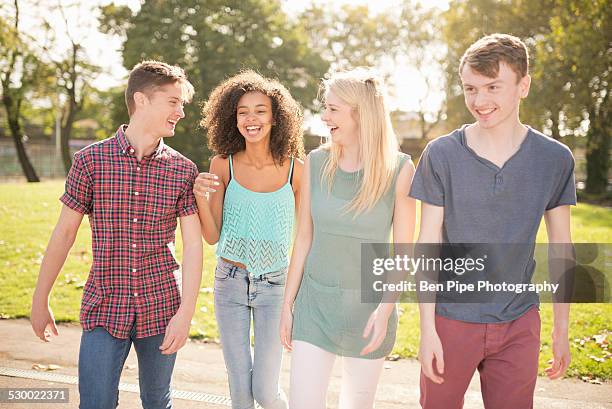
[321,68,399,215]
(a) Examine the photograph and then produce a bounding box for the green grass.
[0,181,219,341]
[0,181,610,380]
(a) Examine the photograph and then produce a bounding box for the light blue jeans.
[78,325,176,409]
[214,258,288,409]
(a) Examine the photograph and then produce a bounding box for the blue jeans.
[78,325,176,409]
[214,258,288,409]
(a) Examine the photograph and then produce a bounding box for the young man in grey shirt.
[410,33,576,409]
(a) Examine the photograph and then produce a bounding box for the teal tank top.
[216,155,295,276]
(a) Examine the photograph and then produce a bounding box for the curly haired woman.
[194,70,304,409]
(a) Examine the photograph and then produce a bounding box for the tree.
[539,0,610,194]
[100,0,329,166]
[297,4,401,72]
[440,0,610,194]
[441,0,542,129]
[46,2,101,174]
[301,2,450,140]
[397,1,447,139]
[0,0,48,182]
[78,86,126,141]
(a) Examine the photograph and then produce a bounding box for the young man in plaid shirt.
[31,61,203,409]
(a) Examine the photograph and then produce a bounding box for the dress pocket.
[301,274,344,336]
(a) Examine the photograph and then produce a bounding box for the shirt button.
[133,218,138,222]
[132,268,136,273]
[132,244,137,248]
[134,191,139,196]
[133,292,138,297]
[137,167,141,171]
[129,148,135,154]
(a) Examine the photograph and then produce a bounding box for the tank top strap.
[288,157,294,184]
[229,154,234,178]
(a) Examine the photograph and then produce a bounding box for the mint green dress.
[292,148,410,359]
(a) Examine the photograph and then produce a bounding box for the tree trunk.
[3,98,39,182]
[585,111,610,195]
[551,109,561,141]
[60,102,76,174]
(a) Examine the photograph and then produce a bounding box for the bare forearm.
[34,227,78,301]
[178,241,203,316]
[552,303,570,333]
[416,211,442,335]
[283,230,312,307]
[418,302,437,334]
[195,196,220,244]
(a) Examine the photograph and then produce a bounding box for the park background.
[0,0,610,384]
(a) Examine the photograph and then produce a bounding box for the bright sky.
[17,0,449,134]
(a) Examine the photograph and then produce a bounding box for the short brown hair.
[459,33,529,81]
[125,60,195,116]
[201,70,304,164]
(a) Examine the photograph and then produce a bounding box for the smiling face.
[236,91,274,144]
[134,81,186,138]
[320,90,359,147]
[460,62,530,130]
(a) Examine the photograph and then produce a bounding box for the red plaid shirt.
[60,125,199,339]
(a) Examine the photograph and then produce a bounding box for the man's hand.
[418,328,445,384]
[545,328,571,379]
[30,298,59,342]
[159,309,191,355]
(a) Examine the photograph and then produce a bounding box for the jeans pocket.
[214,264,231,281]
[264,270,287,286]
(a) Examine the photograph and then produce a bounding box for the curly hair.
[201,70,305,164]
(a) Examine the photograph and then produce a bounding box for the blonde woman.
[279,68,416,409]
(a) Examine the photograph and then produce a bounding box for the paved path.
[1,319,610,408]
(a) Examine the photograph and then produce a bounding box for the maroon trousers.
[420,307,541,409]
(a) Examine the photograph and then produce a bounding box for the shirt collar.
[115,125,166,160]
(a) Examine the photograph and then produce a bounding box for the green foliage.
[100,0,329,167]
[298,4,401,72]
[79,86,127,140]
[440,0,610,194]
[539,0,610,194]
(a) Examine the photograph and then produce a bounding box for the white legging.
[289,340,385,409]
